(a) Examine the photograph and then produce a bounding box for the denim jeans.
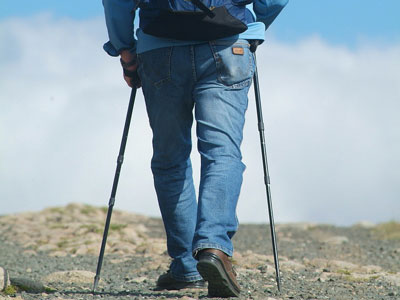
[137,40,255,282]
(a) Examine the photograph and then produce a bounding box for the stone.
[0,266,10,291]
[43,270,97,286]
[317,272,330,282]
[360,265,383,274]
[49,251,68,257]
[383,274,400,287]
[121,227,141,244]
[135,239,167,256]
[37,243,58,252]
[22,250,37,256]
[322,236,349,245]
[330,260,359,272]
[353,221,376,228]
[280,260,306,272]
[74,245,89,255]
[9,277,50,293]
[277,222,317,230]
[130,276,147,283]
[308,259,359,272]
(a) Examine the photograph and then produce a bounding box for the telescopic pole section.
[252,53,281,291]
[93,88,137,293]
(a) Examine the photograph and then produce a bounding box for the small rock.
[360,265,383,274]
[74,245,89,255]
[277,223,316,230]
[109,258,130,264]
[383,274,400,287]
[353,221,376,228]
[316,272,332,283]
[280,260,306,272]
[331,260,359,270]
[130,277,147,283]
[121,227,141,244]
[0,266,10,291]
[309,259,359,272]
[110,242,135,254]
[43,270,96,286]
[323,236,349,245]
[135,239,167,256]
[37,244,58,252]
[10,277,50,293]
[22,250,37,256]
[49,251,68,257]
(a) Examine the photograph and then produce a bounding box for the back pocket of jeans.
[210,41,253,88]
[137,47,172,88]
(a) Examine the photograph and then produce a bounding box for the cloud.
[1,15,399,225]
[241,37,400,224]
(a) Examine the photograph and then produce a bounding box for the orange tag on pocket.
[232,47,244,55]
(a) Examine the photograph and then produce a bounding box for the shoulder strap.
[191,0,215,17]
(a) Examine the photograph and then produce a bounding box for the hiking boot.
[155,271,206,290]
[196,249,240,297]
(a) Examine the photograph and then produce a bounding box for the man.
[102,0,288,297]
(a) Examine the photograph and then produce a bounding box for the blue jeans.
[137,40,255,282]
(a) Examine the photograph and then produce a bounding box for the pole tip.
[92,276,99,293]
[276,275,281,292]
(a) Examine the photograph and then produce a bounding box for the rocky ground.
[0,203,399,300]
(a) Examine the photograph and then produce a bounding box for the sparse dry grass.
[373,221,400,240]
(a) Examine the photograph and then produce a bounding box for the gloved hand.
[120,50,141,88]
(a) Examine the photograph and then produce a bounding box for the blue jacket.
[103,0,288,55]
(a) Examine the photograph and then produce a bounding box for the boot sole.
[197,253,240,298]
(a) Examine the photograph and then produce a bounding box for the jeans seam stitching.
[154,47,173,88]
[209,41,223,85]
[191,45,197,82]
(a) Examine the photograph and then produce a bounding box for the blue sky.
[1,0,400,47]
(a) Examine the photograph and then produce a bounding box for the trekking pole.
[250,41,281,291]
[93,88,137,293]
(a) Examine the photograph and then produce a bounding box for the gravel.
[0,210,399,299]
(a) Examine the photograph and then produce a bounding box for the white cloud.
[1,15,399,225]
[241,37,400,225]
